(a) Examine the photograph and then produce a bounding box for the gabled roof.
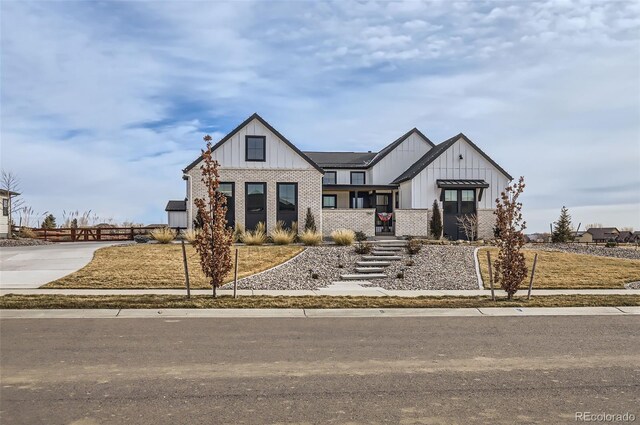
[391,133,513,184]
[165,200,186,211]
[367,128,435,168]
[183,113,324,173]
[586,227,619,240]
[303,151,377,168]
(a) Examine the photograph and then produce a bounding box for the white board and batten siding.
[409,137,510,209]
[370,132,433,185]
[167,211,188,229]
[211,118,313,170]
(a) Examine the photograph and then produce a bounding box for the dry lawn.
[478,248,640,289]
[1,294,638,309]
[45,244,303,289]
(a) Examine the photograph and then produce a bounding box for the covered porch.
[321,184,398,236]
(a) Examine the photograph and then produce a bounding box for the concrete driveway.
[0,242,123,289]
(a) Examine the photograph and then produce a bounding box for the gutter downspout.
[183,173,192,230]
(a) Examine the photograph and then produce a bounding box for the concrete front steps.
[373,246,403,252]
[355,267,385,273]
[361,255,401,261]
[340,273,387,280]
[371,251,398,256]
[356,261,392,267]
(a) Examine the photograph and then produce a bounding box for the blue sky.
[1,0,639,231]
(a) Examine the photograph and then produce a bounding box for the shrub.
[396,271,405,279]
[406,239,422,255]
[354,241,372,254]
[134,235,151,244]
[405,260,415,266]
[270,228,295,245]
[233,222,245,243]
[430,200,442,239]
[354,231,367,242]
[331,229,355,246]
[182,229,200,244]
[18,227,37,239]
[150,227,176,244]
[243,222,267,245]
[304,208,317,232]
[42,214,56,229]
[605,240,618,248]
[299,229,322,246]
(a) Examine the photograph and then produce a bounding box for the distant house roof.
[616,231,633,242]
[165,200,187,212]
[304,151,377,169]
[183,113,324,174]
[0,189,20,197]
[586,227,619,240]
[391,133,513,184]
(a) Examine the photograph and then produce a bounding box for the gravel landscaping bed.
[530,243,640,260]
[230,244,479,290]
[625,282,640,289]
[0,238,54,247]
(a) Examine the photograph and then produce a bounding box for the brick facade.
[322,209,376,237]
[187,168,323,234]
[476,209,495,240]
[394,209,430,237]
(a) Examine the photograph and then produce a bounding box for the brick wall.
[394,209,430,237]
[187,168,323,234]
[477,209,495,240]
[322,209,376,237]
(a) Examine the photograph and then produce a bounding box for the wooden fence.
[14,226,169,242]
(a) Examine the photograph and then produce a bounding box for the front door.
[276,183,298,229]
[245,182,266,230]
[443,189,476,240]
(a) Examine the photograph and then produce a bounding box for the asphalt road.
[1,316,639,424]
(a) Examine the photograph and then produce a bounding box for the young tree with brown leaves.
[193,135,234,298]
[493,176,527,300]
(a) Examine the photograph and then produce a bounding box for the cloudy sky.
[1,0,639,231]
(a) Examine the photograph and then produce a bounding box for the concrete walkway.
[1,288,639,297]
[1,306,638,319]
[0,242,121,289]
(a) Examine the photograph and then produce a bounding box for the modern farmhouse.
[168,113,512,240]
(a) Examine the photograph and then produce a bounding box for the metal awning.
[437,180,489,202]
[436,179,489,189]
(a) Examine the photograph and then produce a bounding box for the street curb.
[1,306,638,319]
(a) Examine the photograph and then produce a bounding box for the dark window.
[245,136,266,161]
[218,183,235,227]
[350,171,365,185]
[323,171,337,185]
[395,192,399,209]
[246,183,266,212]
[460,190,475,214]
[277,183,297,212]
[322,195,337,209]
[2,199,8,216]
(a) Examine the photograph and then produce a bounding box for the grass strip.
[1,294,639,310]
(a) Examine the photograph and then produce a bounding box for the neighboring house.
[175,113,512,240]
[616,231,633,243]
[582,227,620,243]
[632,231,640,243]
[0,189,19,238]
[165,200,187,228]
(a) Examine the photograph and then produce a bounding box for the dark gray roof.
[367,128,435,168]
[616,231,633,241]
[303,151,377,168]
[165,200,186,211]
[183,113,324,174]
[436,179,489,188]
[586,227,619,240]
[391,133,513,184]
[0,189,20,197]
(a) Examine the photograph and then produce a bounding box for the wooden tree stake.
[527,253,538,300]
[233,248,239,299]
[487,250,495,301]
[181,238,191,299]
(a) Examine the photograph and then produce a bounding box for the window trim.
[245,135,266,162]
[350,171,366,185]
[323,171,337,185]
[276,182,298,213]
[322,194,337,209]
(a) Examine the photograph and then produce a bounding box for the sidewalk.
[1,288,639,297]
[1,306,639,319]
